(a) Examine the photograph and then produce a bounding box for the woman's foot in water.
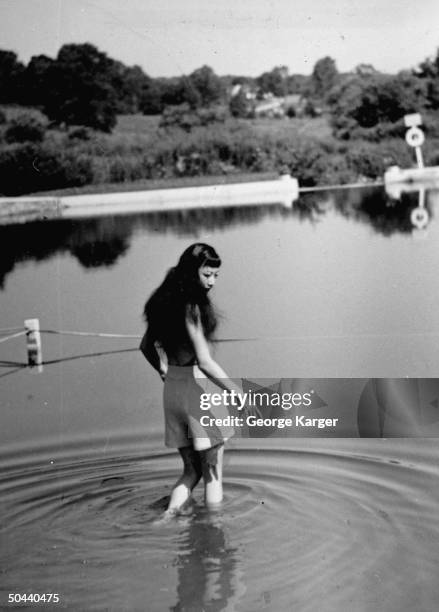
[152,507,179,525]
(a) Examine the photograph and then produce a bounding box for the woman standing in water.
[140,243,240,516]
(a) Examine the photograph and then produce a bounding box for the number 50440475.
[8,593,60,604]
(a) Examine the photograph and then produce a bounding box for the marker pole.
[25,318,43,373]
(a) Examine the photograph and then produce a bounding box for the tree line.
[1,42,438,135]
[1,42,439,197]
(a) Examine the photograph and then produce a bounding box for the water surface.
[1,186,439,610]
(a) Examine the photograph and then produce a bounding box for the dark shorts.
[163,365,234,453]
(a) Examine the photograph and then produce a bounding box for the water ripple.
[1,439,439,611]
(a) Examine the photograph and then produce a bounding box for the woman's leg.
[167,446,203,512]
[200,444,224,506]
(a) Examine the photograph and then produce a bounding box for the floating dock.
[0,175,299,224]
[61,175,299,218]
[384,165,439,199]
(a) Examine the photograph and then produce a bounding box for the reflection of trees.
[291,186,417,234]
[70,237,129,268]
[0,220,71,288]
[141,203,290,236]
[0,204,290,287]
[334,188,418,235]
[171,511,244,612]
[1,187,435,288]
[0,217,132,287]
[314,186,432,235]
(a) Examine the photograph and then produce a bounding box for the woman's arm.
[139,329,167,380]
[185,307,241,394]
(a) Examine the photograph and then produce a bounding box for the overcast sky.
[1,0,438,77]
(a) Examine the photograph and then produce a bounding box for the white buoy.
[384,113,439,196]
[25,318,43,372]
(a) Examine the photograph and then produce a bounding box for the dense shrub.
[285,106,296,118]
[4,112,47,143]
[68,126,94,141]
[346,144,386,179]
[0,142,93,195]
[160,104,226,131]
[60,151,94,187]
[0,143,57,194]
[229,91,253,118]
[345,141,413,179]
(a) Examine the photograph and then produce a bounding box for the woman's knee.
[200,443,224,482]
[179,446,203,480]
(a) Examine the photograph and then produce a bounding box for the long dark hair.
[144,243,221,353]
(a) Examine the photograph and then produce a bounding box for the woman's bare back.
[166,343,197,367]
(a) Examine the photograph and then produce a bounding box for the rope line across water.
[298,180,384,193]
[0,330,28,344]
[22,328,439,342]
[40,329,141,339]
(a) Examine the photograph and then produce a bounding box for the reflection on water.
[171,509,244,612]
[3,185,439,610]
[2,439,439,611]
[1,187,437,288]
[0,204,285,288]
[358,378,439,437]
[0,216,132,289]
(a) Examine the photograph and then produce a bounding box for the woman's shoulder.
[185,302,201,322]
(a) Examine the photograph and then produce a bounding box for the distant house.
[254,94,285,118]
[229,83,257,100]
[229,85,310,119]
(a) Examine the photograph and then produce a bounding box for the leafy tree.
[310,56,338,99]
[188,65,224,106]
[286,73,309,95]
[229,88,252,118]
[43,43,119,132]
[416,48,439,109]
[139,79,164,114]
[22,54,53,107]
[111,62,152,113]
[0,49,25,103]
[328,72,428,138]
[257,66,289,97]
[160,76,201,109]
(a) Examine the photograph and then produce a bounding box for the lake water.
[1,186,439,611]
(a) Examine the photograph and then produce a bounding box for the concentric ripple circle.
[1,438,439,611]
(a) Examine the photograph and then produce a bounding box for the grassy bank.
[1,109,435,197]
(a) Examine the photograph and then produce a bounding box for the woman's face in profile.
[198,266,220,292]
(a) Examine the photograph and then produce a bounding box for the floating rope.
[40,329,141,339]
[0,330,27,344]
[299,180,384,193]
[0,326,25,334]
[39,329,258,342]
[4,324,439,346]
